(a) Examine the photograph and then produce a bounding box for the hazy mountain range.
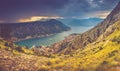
[58,18,103,27]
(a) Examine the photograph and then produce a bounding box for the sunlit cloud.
[0,20,5,23]
[18,16,64,22]
[99,0,104,3]
[88,11,110,19]
[0,0,119,22]
[87,0,99,8]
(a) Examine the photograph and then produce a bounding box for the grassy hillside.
[0,38,34,55]
[0,20,120,71]
[57,20,120,71]
[0,2,120,70]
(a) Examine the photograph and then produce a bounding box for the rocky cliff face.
[52,2,120,54]
[0,19,70,41]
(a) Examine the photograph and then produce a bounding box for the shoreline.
[13,33,57,43]
[14,30,71,43]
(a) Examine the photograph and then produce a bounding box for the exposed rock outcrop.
[52,2,120,54]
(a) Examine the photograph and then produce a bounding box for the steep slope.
[63,20,120,71]
[52,2,120,54]
[0,38,34,55]
[0,20,120,71]
[0,1,120,71]
[0,19,70,41]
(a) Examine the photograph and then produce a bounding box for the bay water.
[15,26,93,47]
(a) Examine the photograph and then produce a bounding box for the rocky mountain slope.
[0,19,70,41]
[0,20,120,71]
[51,1,120,54]
[0,1,120,71]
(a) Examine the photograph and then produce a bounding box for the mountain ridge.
[0,19,70,42]
[50,1,120,54]
[0,20,120,71]
[0,1,120,71]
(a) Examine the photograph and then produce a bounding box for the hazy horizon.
[0,0,119,23]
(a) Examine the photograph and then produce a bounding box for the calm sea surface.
[15,26,93,47]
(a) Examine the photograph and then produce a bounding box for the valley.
[15,26,93,47]
[0,1,120,71]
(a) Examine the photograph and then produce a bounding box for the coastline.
[13,29,71,43]
[13,33,57,42]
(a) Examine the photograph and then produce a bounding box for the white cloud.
[0,20,5,23]
[18,16,64,22]
[87,11,110,19]
[99,0,104,3]
[87,0,99,8]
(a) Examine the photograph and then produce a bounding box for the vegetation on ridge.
[0,2,120,71]
[0,20,120,71]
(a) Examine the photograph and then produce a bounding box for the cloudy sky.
[0,0,120,23]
